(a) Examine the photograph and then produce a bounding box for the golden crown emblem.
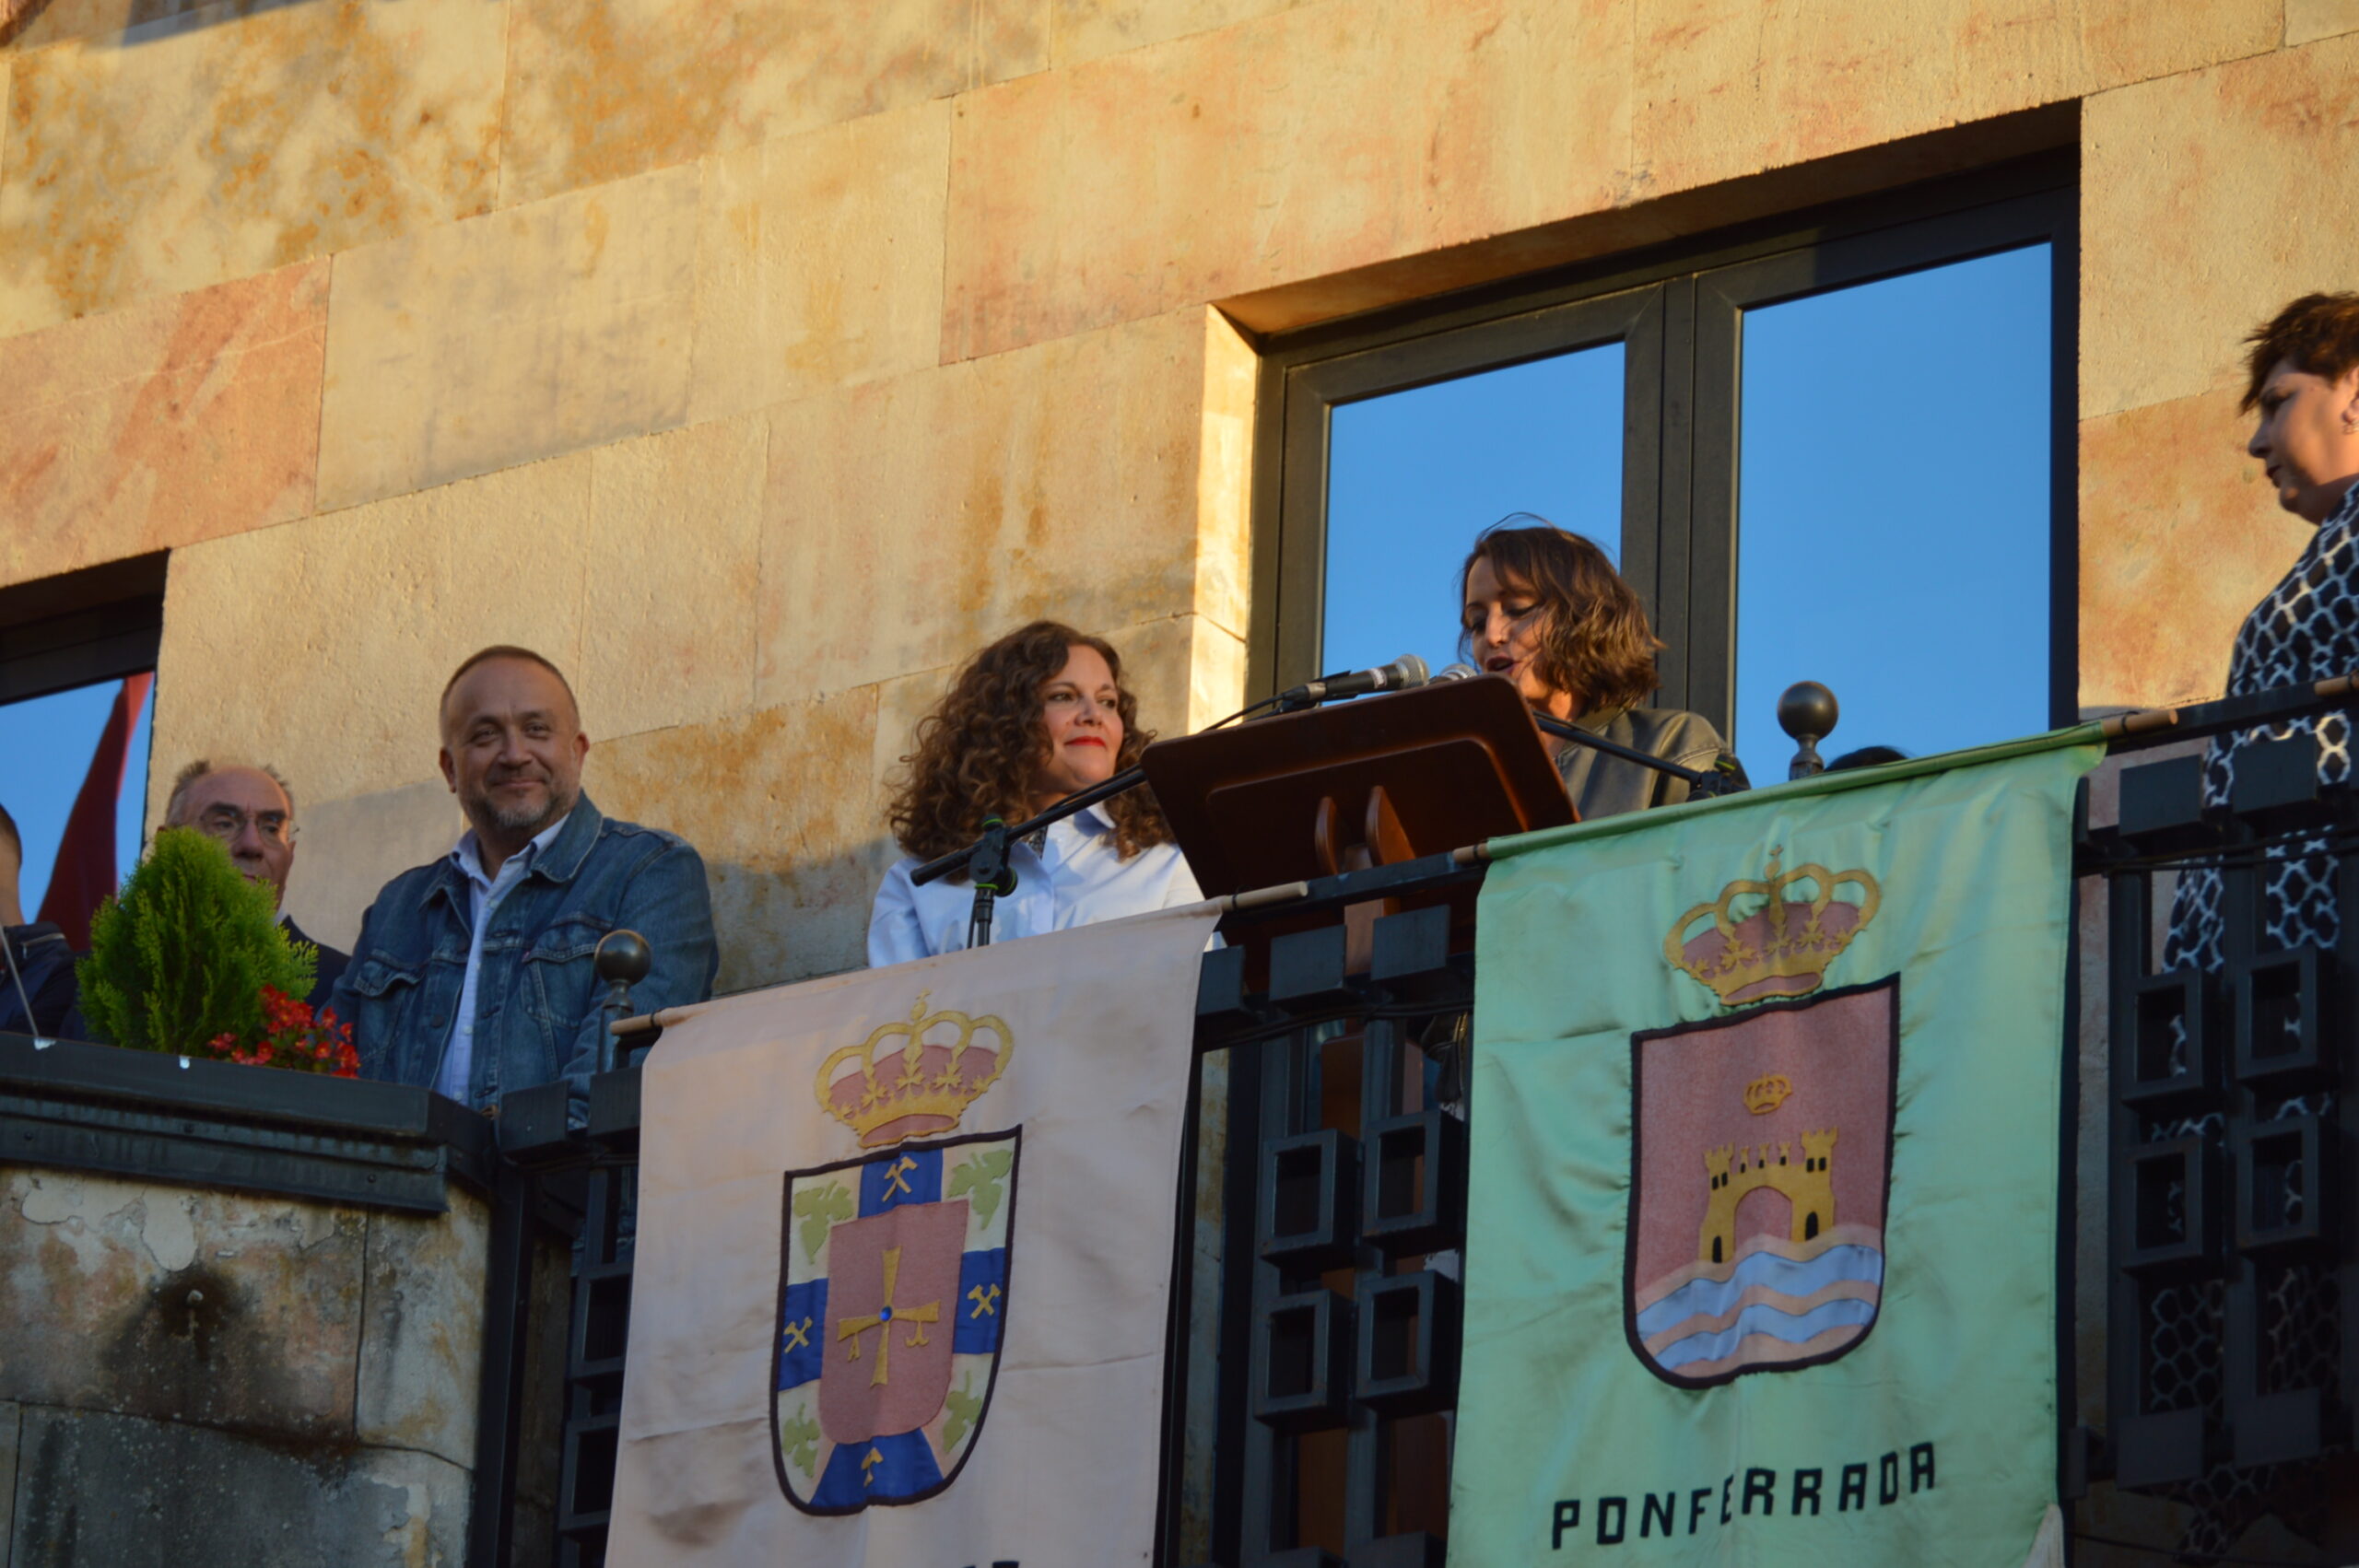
[1743,1074,1794,1115]
[816,992,1013,1148]
[1665,851,1881,1007]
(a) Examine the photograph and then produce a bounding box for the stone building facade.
[7,0,2352,994]
[6,1,2359,1559]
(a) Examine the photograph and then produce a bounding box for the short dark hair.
[1459,517,1663,714]
[440,646,579,721]
[0,802,18,863]
[165,759,295,824]
[1829,745,1909,772]
[2242,292,2359,413]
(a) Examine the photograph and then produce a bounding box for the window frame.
[0,552,168,706]
[1247,152,2080,739]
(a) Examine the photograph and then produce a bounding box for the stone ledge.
[0,1032,495,1215]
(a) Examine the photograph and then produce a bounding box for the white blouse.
[866,803,1203,966]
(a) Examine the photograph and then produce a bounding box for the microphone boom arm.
[910,763,1151,888]
[1532,712,1711,787]
[913,673,1719,895]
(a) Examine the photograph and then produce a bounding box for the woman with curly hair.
[1461,518,1743,817]
[867,620,1201,965]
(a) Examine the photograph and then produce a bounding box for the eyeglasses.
[194,806,296,846]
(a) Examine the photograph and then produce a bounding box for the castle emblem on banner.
[1626,853,1897,1388]
[773,994,1017,1512]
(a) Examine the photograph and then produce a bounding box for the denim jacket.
[333,794,719,1113]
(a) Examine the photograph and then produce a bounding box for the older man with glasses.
[163,760,349,1010]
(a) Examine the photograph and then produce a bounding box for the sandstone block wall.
[0,1165,531,1565]
[3,0,2353,992]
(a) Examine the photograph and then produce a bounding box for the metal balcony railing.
[514,676,2359,1568]
[23,678,2340,1565]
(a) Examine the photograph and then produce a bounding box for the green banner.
[1451,736,2100,1564]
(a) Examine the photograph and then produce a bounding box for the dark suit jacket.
[0,922,81,1038]
[281,917,351,1016]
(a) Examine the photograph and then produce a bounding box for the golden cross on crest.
[967,1283,1001,1318]
[882,1155,920,1199]
[782,1315,813,1352]
[835,1246,942,1387]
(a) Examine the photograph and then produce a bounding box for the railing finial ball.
[595,929,652,988]
[1778,682,1840,781]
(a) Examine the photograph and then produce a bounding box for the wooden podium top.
[1139,674,1575,896]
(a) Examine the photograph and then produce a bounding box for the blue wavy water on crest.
[1652,1297,1879,1370]
[1634,1245,1884,1338]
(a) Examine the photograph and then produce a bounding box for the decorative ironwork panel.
[1174,887,1477,1568]
[2093,743,2355,1497]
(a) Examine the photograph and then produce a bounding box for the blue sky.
[1327,342,1626,677]
[1731,245,2050,773]
[1323,244,2052,784]
[0,680,153,918]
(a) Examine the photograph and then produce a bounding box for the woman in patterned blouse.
[2155,294,2359,1559]
[2165,295,2359,974]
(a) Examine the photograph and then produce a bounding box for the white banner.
[609,902,1223,1567]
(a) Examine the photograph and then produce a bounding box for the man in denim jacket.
[334,646,718,1115]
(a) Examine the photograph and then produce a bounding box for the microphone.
[1432,662,1483,683]
[1277,653,1430,706]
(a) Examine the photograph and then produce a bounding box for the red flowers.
[206,986,360,1078]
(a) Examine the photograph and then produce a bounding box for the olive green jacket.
[1551,705,1734,821]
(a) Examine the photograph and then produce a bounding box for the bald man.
[164,760,350,1011]
[332,646,717,1116]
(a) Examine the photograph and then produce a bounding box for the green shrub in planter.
[76,827,316,1055]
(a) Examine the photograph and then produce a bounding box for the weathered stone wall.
[0,1166,515,1565]
[2,0,2352,988]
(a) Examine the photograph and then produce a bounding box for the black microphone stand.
[913,696,1719,930]
[962,818,1017,947]
[912,674,1355,906]
[915,659,1428,907]
[911,666,1727,930]
[915,767,1157,950]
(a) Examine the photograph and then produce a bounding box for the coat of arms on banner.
[773,994,1018,1512]
[1627,853,1898,1388]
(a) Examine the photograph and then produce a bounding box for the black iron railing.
[512,678,2359,1568]
[2080,708,2357,1512]
[27,679,2341,1565]
[1168,880,1479,1568]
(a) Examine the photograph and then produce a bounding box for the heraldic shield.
[1628,982,1897,1387]
[1630,852,1899,1388]
[773,1129,1018,1512]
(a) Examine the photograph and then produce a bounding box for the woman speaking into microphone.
[1461,517,1743,818]
[867,620,1201,965]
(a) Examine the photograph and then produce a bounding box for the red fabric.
[37,673,153,951]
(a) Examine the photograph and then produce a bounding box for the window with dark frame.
[1250,154,2077,780]
[0,554,166,708]
[0,554,167,920]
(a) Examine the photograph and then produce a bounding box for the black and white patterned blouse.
[2163,479,2358,970]
[2150,476,2355,1559]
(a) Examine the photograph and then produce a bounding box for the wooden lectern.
[1144,675,1567,1539]
[1141,673,1575,964]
